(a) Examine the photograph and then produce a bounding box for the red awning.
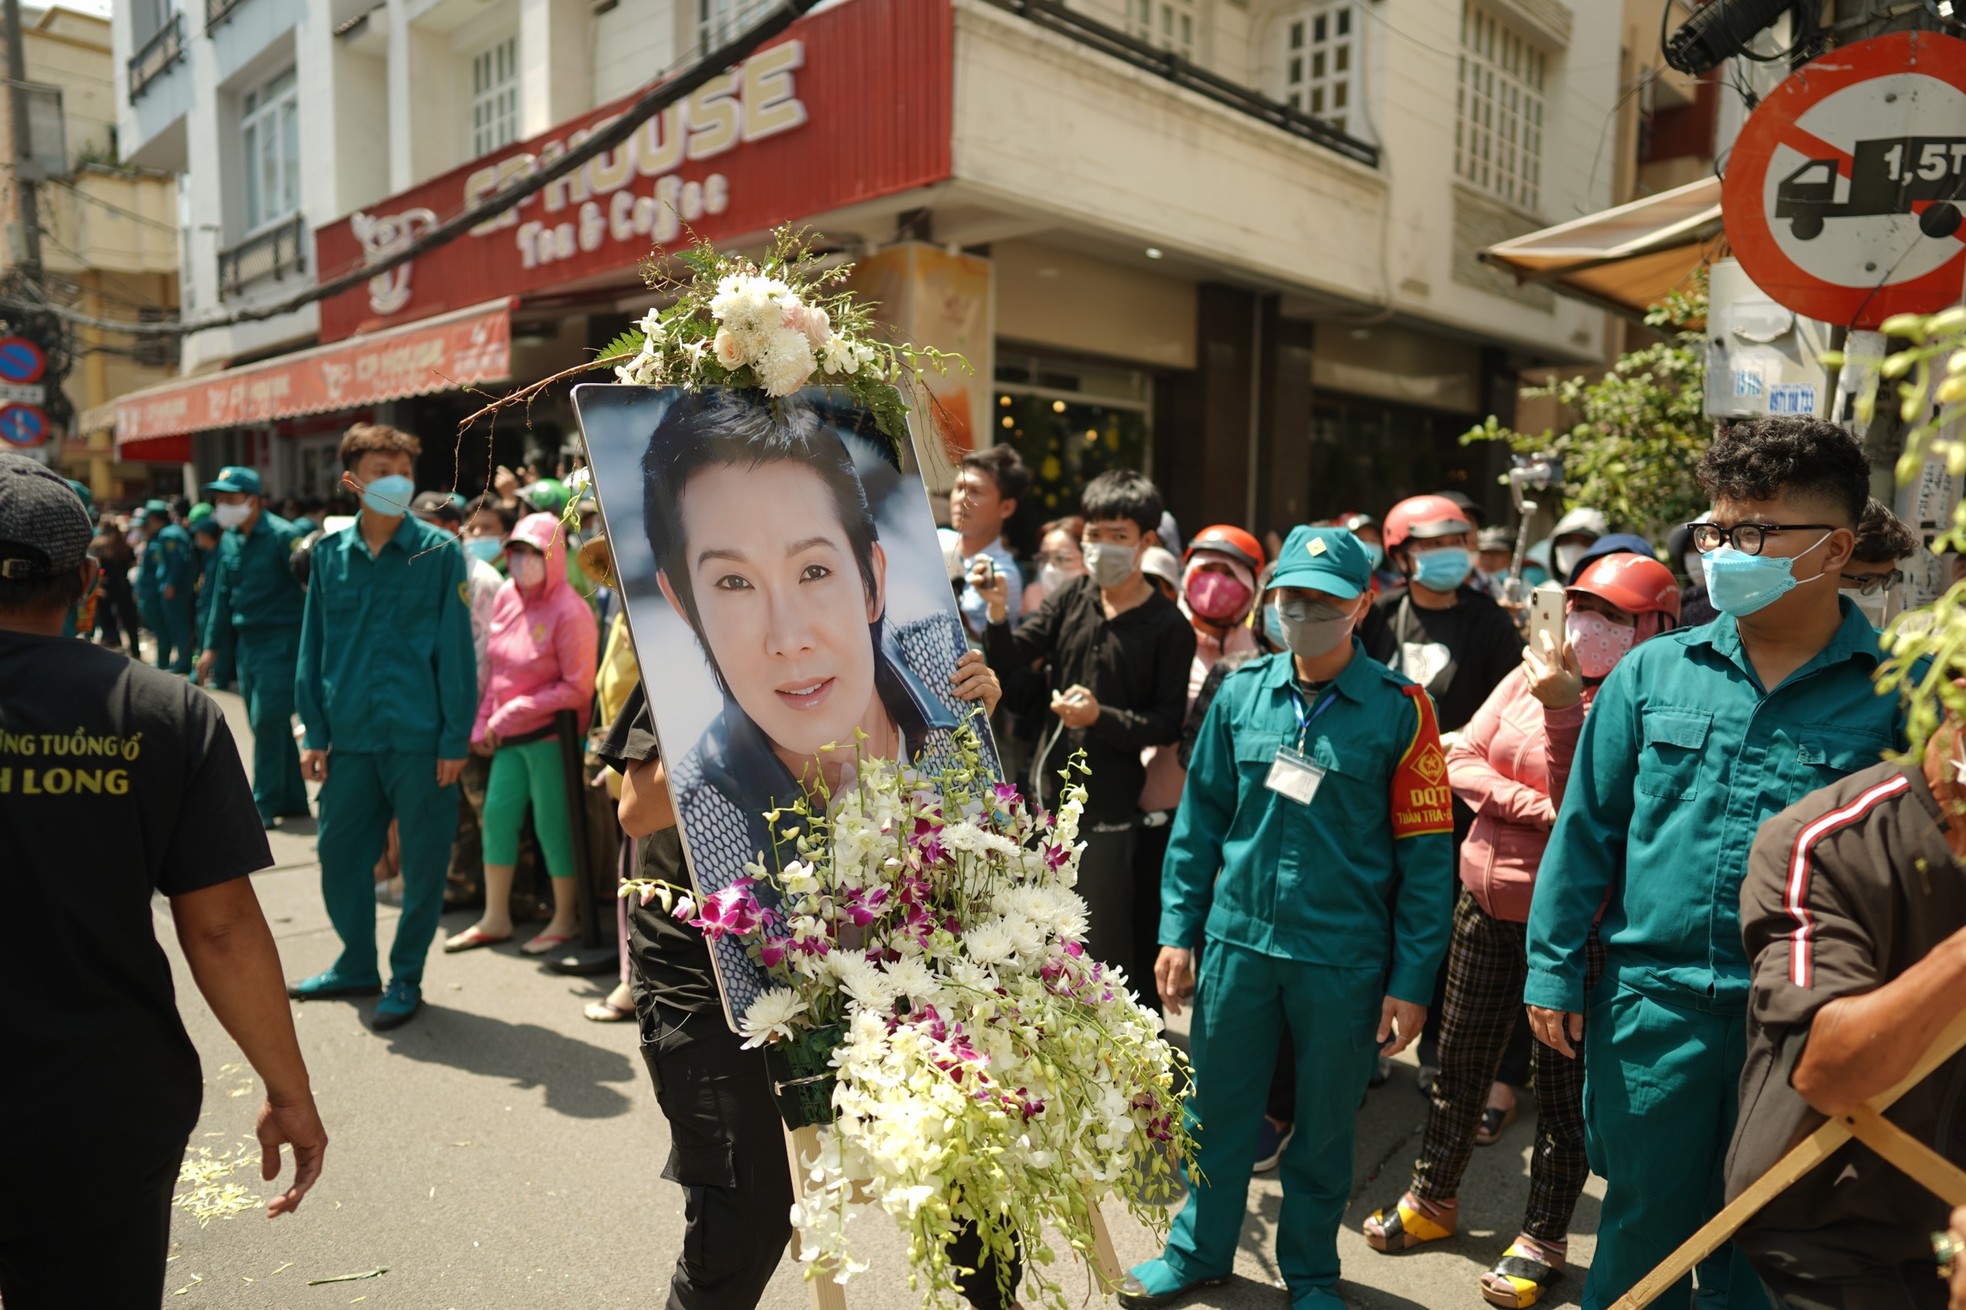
[114,297,514,447]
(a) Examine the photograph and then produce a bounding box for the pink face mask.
[1566,610,1636,680]
[1186,571,1253,623]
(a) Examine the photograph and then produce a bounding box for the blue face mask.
[358,474,416,518]
[1701,536,1830,618]
[1261,599,1287,649]
[1361,541,1386,571]
[464,536,503,564]
[1410,546,1472,593]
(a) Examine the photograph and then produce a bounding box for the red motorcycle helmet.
[1382,494,1475,554]
[1569,553,1681,626]
[1184,524,1265,573]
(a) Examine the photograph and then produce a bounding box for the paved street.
[156,688,1604,1308]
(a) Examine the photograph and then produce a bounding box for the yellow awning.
[1481,177,1722,318]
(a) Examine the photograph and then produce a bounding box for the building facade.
[113,0,1622,537]
[1,5,180,499]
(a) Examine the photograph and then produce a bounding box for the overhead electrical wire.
[13,0,820,339]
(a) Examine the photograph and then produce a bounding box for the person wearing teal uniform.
[1120,525,1454,1310]
[189,514,223,670]
[132,499,165,655]
[137,499,197,672]
[59,479,93,639]
[1524,418,1908,1310]
[289,423,474,1031]
[196,467,308,822]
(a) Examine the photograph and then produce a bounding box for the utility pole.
[3,0,38,283]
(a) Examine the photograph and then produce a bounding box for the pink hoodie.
[472,512,599,744]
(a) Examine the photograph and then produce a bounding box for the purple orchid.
[691,878,764,940]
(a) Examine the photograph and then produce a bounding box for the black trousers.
[640,1003,795,1310]
[0,1148,179,1309]
[1760,1263,1947,1310]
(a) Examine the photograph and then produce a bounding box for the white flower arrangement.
[625,737,1195,1310]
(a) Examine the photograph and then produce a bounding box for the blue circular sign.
[0,337,45,385]
[0,405,48,447]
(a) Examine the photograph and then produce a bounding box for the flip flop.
[1364,1196,1456,1253]
[520,931,576,957]
[583,997,635,1022]
[442,927,512,953]
[1476,1099,1520,1146]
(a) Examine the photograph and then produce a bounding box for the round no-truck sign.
[1722,30,1966,330]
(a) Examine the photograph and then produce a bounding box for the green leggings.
[482,739,576,878]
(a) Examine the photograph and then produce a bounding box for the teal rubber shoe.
[370,978,422,1031]
[1116,1259,1230,1310]
[286,967,381,1000]
[1289,1284,1345,1309]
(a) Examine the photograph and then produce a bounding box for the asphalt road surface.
[153,688,1604,1308]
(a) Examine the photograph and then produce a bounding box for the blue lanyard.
[1291,687,1338,751]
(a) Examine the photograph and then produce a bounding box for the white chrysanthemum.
[754,326,817,397]
[962,919,1017,968]
[737,986,808,1049]
[880,954,938,1003]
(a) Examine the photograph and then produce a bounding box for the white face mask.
[509,553,547,589]
[1554,542,1587,578]
[1038,563,1071,595]
[1082,541,1139,589]
[1844,586,1892,630]
[1683,551,1704,582]
[213,502,251,529]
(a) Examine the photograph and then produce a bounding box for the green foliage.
[1462,271,1711,536]
[1856,307,1966,757]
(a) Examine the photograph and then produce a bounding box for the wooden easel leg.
[1084,1186,1124,1293]
[785,1124,850,1310]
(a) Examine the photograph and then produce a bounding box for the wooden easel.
[1610,1006,1966,1309]
[783,1123,1126,1310]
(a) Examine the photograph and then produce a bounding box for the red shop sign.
[314,0,953,343]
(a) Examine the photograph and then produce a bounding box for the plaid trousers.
[1409,889,1605,1244]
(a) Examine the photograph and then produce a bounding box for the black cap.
[0,453,92,582]
[411,490,463,525]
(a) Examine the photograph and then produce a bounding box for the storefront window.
[241,68,299,233]
[1304,396,1500,522]
[994,355,1152,520]
[469,35,521,160]
[698,0,772,51]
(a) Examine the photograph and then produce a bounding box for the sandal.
[442,926,512,953]
[1475,1099,1520,1146]
[1480,1243,1562,1308]
[1363,1196,1455,1252]
[520,931,576,957]
[583,996,635,1022]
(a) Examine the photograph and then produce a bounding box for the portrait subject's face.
[672,460,884,759]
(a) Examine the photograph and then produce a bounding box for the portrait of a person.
[635,389,1000,1013]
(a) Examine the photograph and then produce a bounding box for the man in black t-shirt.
[0,455,327,1308]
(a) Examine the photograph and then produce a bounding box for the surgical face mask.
[357,474,416,518]
[1082,540,1140,589]
[1273,596,1355,661]
[1261,600,1287,649]
[1700,535,1830,618]
[1683,551,1704,582]
[1845,586,1891,630]
[1553,542,1588,578]
[1566,610,1636,680]
[213,501,251,530]
[465,536,503,564]
[1409,545,1472,593]
[1361,541,1386,571]
[1187,571,1253,623]
[1038,563,1071,595]
[509,552,547,589]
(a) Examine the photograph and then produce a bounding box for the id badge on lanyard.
[1265,689,1335,806]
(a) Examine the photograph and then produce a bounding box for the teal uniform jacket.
[1160,639,1455,1004]
[137,527,195,611]
[202,511,307,679]
[295,514,476,760]
[192,543,221,651]
[1525,599,1908,1015]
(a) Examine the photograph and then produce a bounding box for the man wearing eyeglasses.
[1840,497,1918,629]
[1524,417,1910,1310]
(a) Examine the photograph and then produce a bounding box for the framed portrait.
[572,384,1001,1026]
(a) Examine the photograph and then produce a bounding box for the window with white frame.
[697,0,772,52]
[1129,0,1197,62]
[469,35,520,159]
[241,67,299,233]
[1275,3,1356,134]
[1456,3,1546,211]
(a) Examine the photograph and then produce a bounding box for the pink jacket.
[1445,666,1590,923]
[472,513,599,744]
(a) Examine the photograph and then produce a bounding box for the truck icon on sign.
[1775,137,1966,241]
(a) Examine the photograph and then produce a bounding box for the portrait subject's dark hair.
[642,391,883,680]
[1697,417,1868,526]
[1080,470,1163,535]
[1851,496,1918,564]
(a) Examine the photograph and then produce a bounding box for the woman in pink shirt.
[444,512,599,957]
[1363,553,1680,1309]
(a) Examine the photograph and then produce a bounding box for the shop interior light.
[1051,400,1066,413]
[1144,247,1165,260]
